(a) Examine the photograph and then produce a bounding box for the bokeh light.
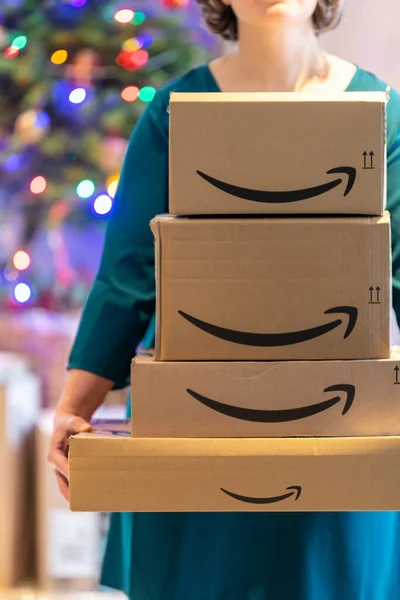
[139,86,156,103]
[121,86,139,102]
[136,34,153,49]
[123,38,141,52]
[14,283,31,304]
[70,0,87,6]
[94,194,113,215]
[69,88,87,104]
[4,46,19,58]
[114,9,134,24]
[5,155,21,172]
[132,12,145,25]
[11,35,27,50]
[30,176,47,194]
[107,179,119,198]
[77,179,95,198]
[51,49,68,64]
[13,250,31,271]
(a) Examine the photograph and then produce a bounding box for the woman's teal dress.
[69,65,400,600]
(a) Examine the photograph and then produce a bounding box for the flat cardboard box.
[69,434,400,512]
[131,349,400,438]
[169,91,386,216]
[0,354,40,589]
[152,214,391,361]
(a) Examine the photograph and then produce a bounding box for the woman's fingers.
[55,469,70,501]
[48,414,92,482]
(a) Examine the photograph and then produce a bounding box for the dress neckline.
[203,62,361,93]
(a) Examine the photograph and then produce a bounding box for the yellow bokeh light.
[51,49,68,65]
[107,180,119,198]
[123,38,141,52]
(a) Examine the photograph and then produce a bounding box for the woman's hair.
[195,0,343,41]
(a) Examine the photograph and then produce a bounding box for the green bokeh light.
[12,35,27,50]
[139,86,156,103]
[132,12,146,25]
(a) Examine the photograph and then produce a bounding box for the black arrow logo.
[221,485,302,505]
[178,306,358,347]
[196,167,356,204]
[395,366,400,385]
[186,383,355,423]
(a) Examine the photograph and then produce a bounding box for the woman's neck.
[211,22,330,93]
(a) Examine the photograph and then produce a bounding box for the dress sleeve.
[68,92,168,389]
[385,90,400,325]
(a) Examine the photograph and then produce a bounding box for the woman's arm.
[49,92,169,498]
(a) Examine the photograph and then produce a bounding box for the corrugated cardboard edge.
[170,91,388,103]
[168,93,176,215]
[150,217,163,360]
[382,98,388,215]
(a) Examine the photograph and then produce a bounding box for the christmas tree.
[0,0,213,310]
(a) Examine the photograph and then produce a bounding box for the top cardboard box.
[169,92,387,216]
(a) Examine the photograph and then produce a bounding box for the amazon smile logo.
[221,486,302,505]
[187,384,355,423]
[178,306,358,347]
[197,166,356,204]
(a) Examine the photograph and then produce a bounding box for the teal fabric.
[69,64,400,600]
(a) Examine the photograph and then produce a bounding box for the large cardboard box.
[152,214,391,361]
[169,92,386,216]
[69,433,400,512]
[0,354,40,589]
[131,350,400,438]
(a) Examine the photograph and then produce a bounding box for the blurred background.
[0,0,398,598]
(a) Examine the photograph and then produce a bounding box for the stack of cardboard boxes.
[70,91,400,513]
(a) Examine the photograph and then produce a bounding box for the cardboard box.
[69,433,400,512]
[169,91,386,216]
[36,411,101,591]
[131,349,400,438]
[152,214,391,361]
[0,354,40,589]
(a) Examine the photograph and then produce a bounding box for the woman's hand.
[48,369,114,501]
[48,411,92,501]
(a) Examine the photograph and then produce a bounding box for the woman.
[50,1,400,599]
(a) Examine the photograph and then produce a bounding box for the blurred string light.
[114,9,134,24]
[94,194,112,215]
[70,0,87,6]
[132,12,146,25]
[5,155,21,172]
[13,250,31,271]
[136,34,153,49]
[121,86,139,102]
[77,179,95,198]
[123,38,141,52]
[51,49,68,64]
[107,176,119,198]
[14,283,32,304]
[4,46,19,58]
[11,35,27,50]
[69,87,87,104]
[30,176,47,194]
[35,111,50,129]
[139,86,156,102]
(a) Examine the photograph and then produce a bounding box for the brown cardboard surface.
[131,349,400,438]
[169,92,386,216]
[69,433,400,512]
[0,356,40,589]
[152,214,391,361]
